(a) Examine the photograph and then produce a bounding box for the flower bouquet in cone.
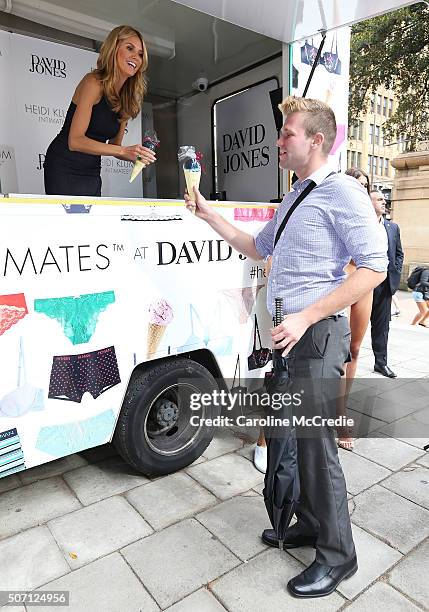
[129,130,160,183]
[178,146,202,208]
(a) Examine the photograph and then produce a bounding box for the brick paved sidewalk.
[0,296,428,611]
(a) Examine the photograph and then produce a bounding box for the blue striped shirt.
[255,165,388,316]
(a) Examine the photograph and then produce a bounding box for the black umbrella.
[263,297,300,549]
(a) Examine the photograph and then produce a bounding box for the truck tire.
[114,358,220,476]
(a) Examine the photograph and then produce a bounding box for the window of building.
[373,156,378,174]
[375,125,380,145]
[383,97,388,116]
[369,123,374,144]
[384,158,389,176]
[377,95,382,114]
[357,152,362,167]
[388,99,393,116]
[368,155,372,173]
[359,121,364,140]
[380,126,384,146]
[347,150,351,167]
[370,93,375,113]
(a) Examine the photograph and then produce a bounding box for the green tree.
[349,3,429,151]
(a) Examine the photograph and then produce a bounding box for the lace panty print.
[34,291,115,345]
[221,286,264,324]
[0,294,28,336]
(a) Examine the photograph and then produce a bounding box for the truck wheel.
[114,358,219,476]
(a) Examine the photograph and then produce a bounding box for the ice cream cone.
[129,158,145,183]
[147,323,167,357]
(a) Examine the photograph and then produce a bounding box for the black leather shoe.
[261,528,316,550]
[374,364,397,378]
[287,556,358,598]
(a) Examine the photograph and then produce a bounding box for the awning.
[171,0,418,43]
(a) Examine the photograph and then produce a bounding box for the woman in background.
[337,167,374,450]
[44,25,155,196]
[411,267,429,327]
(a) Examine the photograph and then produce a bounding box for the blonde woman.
[44,25,155,196]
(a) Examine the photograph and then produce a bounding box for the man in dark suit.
[370,189,404,378]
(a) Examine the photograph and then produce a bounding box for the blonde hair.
[278,96,337,155]
[93,25,148,122]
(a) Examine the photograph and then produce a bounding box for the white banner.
[0,197,272,474]
[215,78,279,202]
[291,28,350,172]
[0,31,18,194]
[3,32,142,197]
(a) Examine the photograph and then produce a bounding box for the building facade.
[347,86,405,195]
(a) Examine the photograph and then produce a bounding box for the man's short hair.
[278,96,337,155]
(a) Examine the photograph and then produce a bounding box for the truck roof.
[172,0,418,42]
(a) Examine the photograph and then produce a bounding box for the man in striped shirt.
[185,96,387,598]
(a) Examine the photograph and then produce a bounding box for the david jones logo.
[29,54,66,78]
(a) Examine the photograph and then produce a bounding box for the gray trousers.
[267,316,356,566]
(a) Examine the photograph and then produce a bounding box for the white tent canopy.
[172,0,419,43]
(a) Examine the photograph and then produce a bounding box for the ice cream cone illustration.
[147,299,173,358]
[129,156,145,183]
[178,146,202,213]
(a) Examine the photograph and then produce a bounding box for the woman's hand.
[121,144,156,164]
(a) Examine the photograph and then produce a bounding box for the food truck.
[0,0,414,478]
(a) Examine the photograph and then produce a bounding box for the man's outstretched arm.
[185,187,263,261]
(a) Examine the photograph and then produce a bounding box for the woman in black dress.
[44,25,155,196]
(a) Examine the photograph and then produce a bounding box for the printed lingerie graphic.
[34,290,115,345]
[0,337,44,418]
[35,409,116,457]
[62,204,92,214]
[220,285,264,324]
[233,207,275,222]
[0,293,28,336]
[247,314,272,370]
[121,212,183,222]
[48,345,121,403]
[300,32,342,75]
[178,303,233,356]
[0,427,26,478]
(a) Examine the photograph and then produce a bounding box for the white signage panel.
[4,32,143,197]
[215,79,279,202]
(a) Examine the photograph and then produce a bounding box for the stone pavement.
[0,290,428,611]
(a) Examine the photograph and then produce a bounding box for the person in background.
[391,294,401,316]
[44,25,155,196]
[411,267,429,327]
[185,96,388,598]
[336,167,374,451]
[370,189,404,377]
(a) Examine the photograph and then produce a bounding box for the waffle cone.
[184,169,201,198]
[147,323,166,357]
[129,159,145,183]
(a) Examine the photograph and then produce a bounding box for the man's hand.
[184,187,214,222]
[271,312,312,357]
